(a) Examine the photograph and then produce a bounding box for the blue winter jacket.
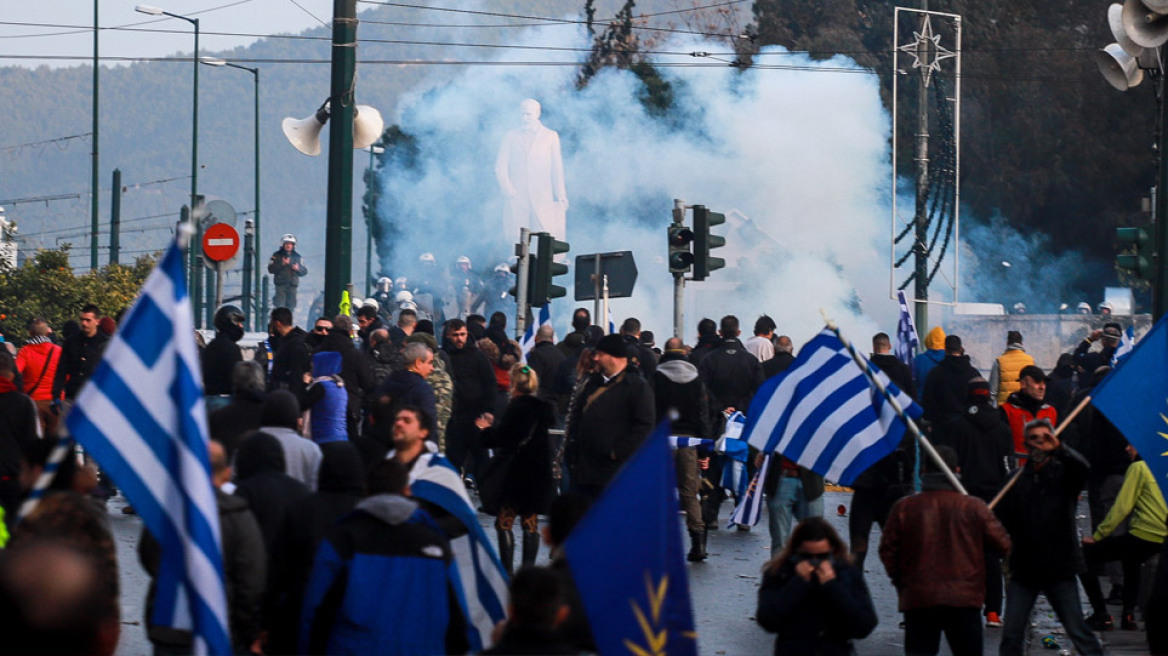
[307,351,348,444]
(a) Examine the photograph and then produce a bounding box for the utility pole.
[91,0,100,272]
[323,0,358,317]
[1156,74,1168,319]
[242,218,254,325]
[912,0,931,334]
[109,169,121,266]
[515,228,531,340]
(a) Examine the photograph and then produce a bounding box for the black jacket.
[998,445,1091,586]
[0,386,38,478]
[52,330,109,400]
[935,402,1014,499]
[374,369,437,433]
[443,343,496,417]
[141,489,266,650]
[763,351,796,380]
[525,341,565,404]
[479,394,556,516]
[622,334,658,378]
[270,327,312,396]
[208,390,267,458]
[233,433,310,555]
[267,247,308,287]
[688,334,721,366]
[869,353,916,400]
[921,354,979,425]
[565,367,656,488]
[698,337,765,413]
[652,354,710,438]
[756,559,878,656]
[202,333,243,396]
[315,330,374,420]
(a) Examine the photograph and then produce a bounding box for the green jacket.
[1094,460,1168,544]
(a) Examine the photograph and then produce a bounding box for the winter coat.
[367,340,401,386]
[990,346,1034,406]
[304,352,349,445]
[270,327,312,396]
[934,402,1014,499]
[15,338,60,401]
[621,334,658,378]
[233,432,311,554]
[259,425,322,491]
[526,341,566,404]
[314,330,374,425]
[921,354,979,425]
[427,358,454,447]
[756,558,878,656]
[1000,391,1058,456]
[443,343,497,417]
[1094,460,1168,544]
[299,494,468,655]
[698,337,765,413]
[264,442,364,656]
[268,247,308,287]
[913,327,946,386]
[1073,337,1116,379]
[879,473,1011,611]
[479,394,556,516]
[565,367,656,488]
[870,353,916,400]
[0,382,38,479]
[374,368,438,433]
[208,389,267,458]
[52,329,108,401]
[763,351,796,380]
[202,333,243,397]
[652,354,710,438]
[688,334,721,366]
[998,445,1091,587]
[141,489,266,650]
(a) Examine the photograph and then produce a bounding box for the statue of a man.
[495,98,568,241]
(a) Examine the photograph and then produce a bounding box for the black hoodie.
[936,401,1014,499]
[233,432,309,554]
[921,354,978,424]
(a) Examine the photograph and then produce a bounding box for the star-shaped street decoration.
[898,15,956,87]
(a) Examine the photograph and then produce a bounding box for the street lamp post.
[364,144,383,298]
[202,57,261,329]
[135,4,200,300]
[324,0,358,318]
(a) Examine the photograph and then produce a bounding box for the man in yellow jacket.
[989,330,1035,407]
[1078,443,1167,631]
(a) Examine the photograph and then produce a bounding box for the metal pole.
[912,5,930,334]
[109,169,120,266]
[261,276,270,325]
[242,218,254,326]
[90,0,99,272]
[252,67,261,330]
[191,18,200,229]
[193,215,204,328]
[673,274,684,339]
[602,275,610,333]
[515,228,530,340]
[215,263,224,312]
[1156,73,1168,319]
[365,147,374,297]
[323,0,358,318]
[205,252,214,325]
[593,253,602,327]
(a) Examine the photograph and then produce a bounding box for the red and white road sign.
[202,223,240,262]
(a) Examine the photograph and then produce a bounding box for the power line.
[0,133,91,153]
[286,0,330,28]
[0,0,256,40]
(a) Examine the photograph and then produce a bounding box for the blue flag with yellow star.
[1092,313,1168,501]
[563,421,698,656]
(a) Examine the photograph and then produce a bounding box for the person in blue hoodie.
[914,326,946,387]
[302,351,348,445]
[299,458,468,655]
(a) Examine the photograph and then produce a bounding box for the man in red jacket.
[15,318,61,436]
[879,446,1012,656]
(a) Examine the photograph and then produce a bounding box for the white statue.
[495,99,568,241]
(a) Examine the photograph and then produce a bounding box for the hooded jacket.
[304,351,348,445]
[233,432,310,554]
[374,367,438,433]
[443,342,496,416]
[270,326,312,396]
[314,329,374,424]
[921,353,978,425]
[652,354,710,438]
[15,338,60,401]
[299,494,468,655]
[913,327,946,388]
[698,337,765,413]
[935,401,1014,499]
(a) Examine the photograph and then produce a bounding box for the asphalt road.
[109,489,1084,655]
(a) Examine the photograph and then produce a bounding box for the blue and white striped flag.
[728,453,772,528]
[405,447,509,651]
[66,240,230,655]
[669,436,715,450]
[519,304,554,359]
[741,328,923,486]
[607,308,616,335]
[895,290,919,368]
[1113,324,1136,366]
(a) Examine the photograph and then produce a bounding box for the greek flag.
[519,303,553,359]
[65,240,230,655]
[728,453,772,527]
[405,446,509,651]
[1112,324,1136,366]
[895,290,919,368]
[741,329,922,486]
[669,436,714,450]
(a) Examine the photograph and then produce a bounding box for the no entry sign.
[202,223,240,262]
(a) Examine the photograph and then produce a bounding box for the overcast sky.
[0,0,338,68]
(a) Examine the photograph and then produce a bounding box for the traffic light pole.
[673,273,684,339]
[593,253,602,328]
[515,228,530,340]
[1156,74,1168,320]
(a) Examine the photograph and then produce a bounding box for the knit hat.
[595,334,628,359]
[405,332,439,352]
[967,376,991,400]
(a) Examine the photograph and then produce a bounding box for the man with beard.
[442,319,496,483]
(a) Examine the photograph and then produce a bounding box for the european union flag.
[1092,314,1168,499]
[563,422,698,656]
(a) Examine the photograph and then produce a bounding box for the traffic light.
[1117,226,1153,280]
[508,254,535,299]
[668,224,695,274]
[532,232,569,306]
[692,204,726,281]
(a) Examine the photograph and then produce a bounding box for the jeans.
[849,487,899,569]
[1000,578,1103,656]
[903,606,982,656]
[765,475,824,555]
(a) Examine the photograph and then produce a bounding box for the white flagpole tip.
[176,221,194,250]
[819,308,837,330]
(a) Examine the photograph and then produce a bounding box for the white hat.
[281,233,297,245]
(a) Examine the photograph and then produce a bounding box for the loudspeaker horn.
[352,105,385,150]
[1122,0,1168,48]
[1109,3,1146,56]
[1096,43,1145,90]
[281,103,330,156]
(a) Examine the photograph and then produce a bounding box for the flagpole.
[986,393,1093,509]
[823,316,968,495]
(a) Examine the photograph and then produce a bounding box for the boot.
[521,531,541,568]
[497,528,515,576]
[688,531,708,562]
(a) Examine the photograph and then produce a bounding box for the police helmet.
[456,255,471,266]
[213,305,246,332]
[419,253,436,264]
[281,233,297,245]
